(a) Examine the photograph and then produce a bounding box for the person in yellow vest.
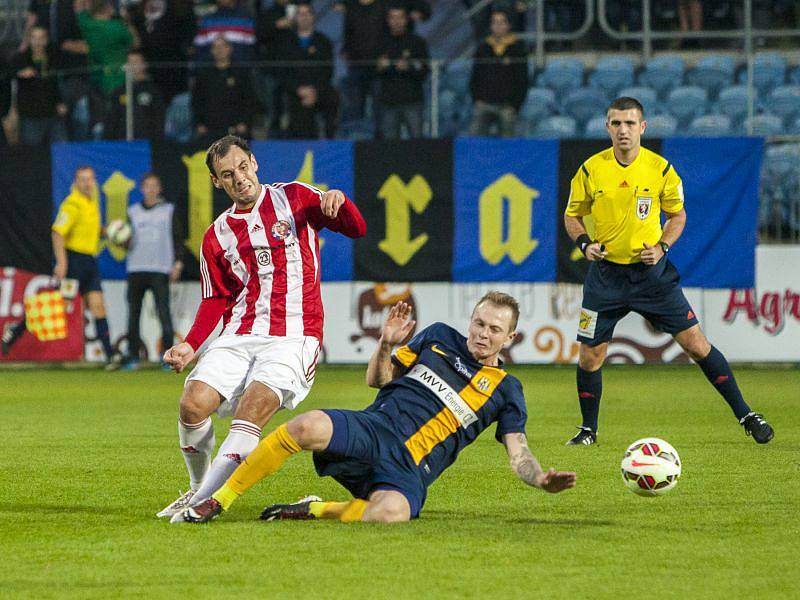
[563,96,773,446]
[51,165,115,364]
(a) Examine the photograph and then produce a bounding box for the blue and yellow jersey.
[52,188,101,256]
[372,322,527,486]
[565,146,684,264]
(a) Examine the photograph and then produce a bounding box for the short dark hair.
[75,165,94,176]
[140,172,161,185]
[474,291,520,332]
[608,96,645,118]
[205,135,252,176]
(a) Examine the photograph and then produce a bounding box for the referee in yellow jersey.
[563,97,773,446]
[52,165,115,364]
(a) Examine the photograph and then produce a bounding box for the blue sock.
[697,346,751,420]
[577,366,602,432]
[95,317,113,359]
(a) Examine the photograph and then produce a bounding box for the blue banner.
[250,141,355,281]
[51,141,152,280]
[453,138,559,281]
[661,137,762,288]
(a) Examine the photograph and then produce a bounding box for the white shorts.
[185,334,320,415]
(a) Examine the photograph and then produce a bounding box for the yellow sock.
[309,499,369,523]
[225,423,302,499]
[212,483,239,511]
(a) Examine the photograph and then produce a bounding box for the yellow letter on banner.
[377,174,432,266]
[183,151,214,261]
[295,150,329,249]
[102,171,135,261]
[479,173,539,265]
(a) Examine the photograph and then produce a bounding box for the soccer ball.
[107,219,132,246]
[620,437,681,497]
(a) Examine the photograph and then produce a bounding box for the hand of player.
[380,301,416,347]
[641,242,664,266]
[535,468,577,493]
[585,242,607,262]
[52,262,67,282]
[320,190,346,218]
[163,342,195,373]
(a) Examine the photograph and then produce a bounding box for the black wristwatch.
[658,241,670,254]
[576,233,592,257]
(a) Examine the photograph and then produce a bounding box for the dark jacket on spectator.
[340,0,388,61]
[191,65,256,134]
[469,33,528,110]
[105,78,166,140]
[13,46,62,118]
[275,29,334,89]
[377,31,429,106]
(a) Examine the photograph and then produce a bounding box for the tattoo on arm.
[508,433,543,488]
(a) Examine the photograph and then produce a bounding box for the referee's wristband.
[658,241,670,254]
[576,234,592,256]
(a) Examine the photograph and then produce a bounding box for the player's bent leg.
[362,490,411,523]
[567,342,607,446]
[86,291,113,361]
[674,325,774,444]
[286,410,334,450]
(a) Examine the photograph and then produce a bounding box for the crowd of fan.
[0,0,798,146]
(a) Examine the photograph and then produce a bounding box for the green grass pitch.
[1,365,797,599]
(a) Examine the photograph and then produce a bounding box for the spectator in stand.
[469,9,528,137]
[129,0,196,103]
[23,0,91,139]
[335,0,388,122]
[193,0,256,64]
[375,4,429,139]
[105,50,166,140]
[13,26,69,145]
[274,3,338,139]
[462,0,526,40]
[192,36,256,141]
[74,0,137,137]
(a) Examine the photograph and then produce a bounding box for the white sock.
[190,419,261,504]
[178,418,215,491]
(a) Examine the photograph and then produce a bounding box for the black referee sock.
[577,366,602,432]
[696,345,751,420]
[95,317,113,360]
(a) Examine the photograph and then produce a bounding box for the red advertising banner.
[0,268,84,361]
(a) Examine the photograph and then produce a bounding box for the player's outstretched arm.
[503,433,577,493]
[365,301,416,388]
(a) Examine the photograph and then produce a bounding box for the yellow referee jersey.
[51,188,101,256]
[565,146,684,264]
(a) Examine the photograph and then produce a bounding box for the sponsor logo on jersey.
[636,196,653,220]
[453,355,472,379]
[406,364,478,428]
[255,247,271,266]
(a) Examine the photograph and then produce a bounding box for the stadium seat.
[742,113,783,136]
[617,86,658,115]
[715,85,752,124]
[768,85,800,121]
[164,92,192,143]
[638,55,685,97]
[441,60,472,96]
[563,87,608,124]
[688,114,732,136]
[520,87,557,122]
[644,114,678,137]
[665,86,708,125]
[533,115,577,138]
[537,57,585,94]
[583,116,608,138]
[588,56,635,96]
[762,143,797,178]
[686,54,735,97]
[737,53,787,94]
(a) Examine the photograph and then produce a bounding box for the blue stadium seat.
[563,87,608,124]
[762,143,797,178]
[738,53,787,94]
[441,60,472,96]
[665,86,708,125]
[583,116,608,139]
[589,56,635,96]
[537,57,585,94]
[688,114,732,136]
[617,86,658,115]
[768,85,800,121]
[743,114,783,136]
[644,114,678,137]
[520,87,556,122]
[687,55,735,97]
[715,85,752,124]
[638,55,685,97]
[534,115,577,138]
[164,92,192,143]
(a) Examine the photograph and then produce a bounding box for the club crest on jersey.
[636,196,652,220]
[476,376,491,392]
[255,247,271,266]
[271,220,292,240]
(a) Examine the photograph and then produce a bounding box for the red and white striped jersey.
[198,182,365,342]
